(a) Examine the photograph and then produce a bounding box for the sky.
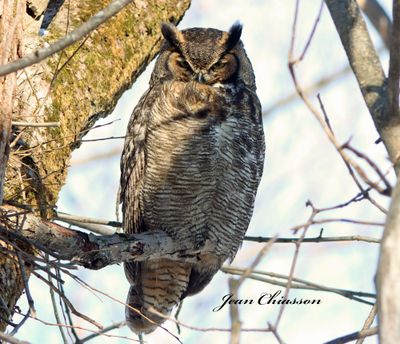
[13,1,394,343]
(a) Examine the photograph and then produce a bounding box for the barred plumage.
[120,22,265,334]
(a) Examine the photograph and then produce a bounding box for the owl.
[120,22,265,334]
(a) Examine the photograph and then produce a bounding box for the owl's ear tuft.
[226,22,242,51]
[161,22,183,51]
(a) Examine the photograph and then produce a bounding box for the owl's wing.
[120,87,155,234]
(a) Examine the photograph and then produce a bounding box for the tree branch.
[0,206,210,270]
[325,0,400,173]
[0,0,134,77]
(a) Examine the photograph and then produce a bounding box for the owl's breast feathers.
[143,80,264,261]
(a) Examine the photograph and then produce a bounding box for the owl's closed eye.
[161,23,242,84]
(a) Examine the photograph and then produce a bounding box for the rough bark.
[0,206,209,269]
[0,0,191,331]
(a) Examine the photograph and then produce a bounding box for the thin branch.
[0,0,134,76]
[55,217,116,236]
[11,122,60,128]
[290,218,384,232]
[46,266,68,344]
[237,237,277,287]
[324,326,378,344]
[16,252,36,317]
[274,201,316,328]
[343,143,392,194]
[78,135,126,143]
[78,321,126,344]
[60,270,180,343]
[244,235,380,244]
[267,323,286,344]
[14,312,138,342]
[55,211,121,228]
[355,304,377,344]
[228,279,241,344]
[296,1,324,63]
[32,271,103,329]
[0,332,30,344]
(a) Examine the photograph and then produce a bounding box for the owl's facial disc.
[162,22,242,85]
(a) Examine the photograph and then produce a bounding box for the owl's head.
[151,22,256,89]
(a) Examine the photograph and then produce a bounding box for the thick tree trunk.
[0,0,190,331]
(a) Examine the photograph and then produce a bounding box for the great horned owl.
[120,22,265,334]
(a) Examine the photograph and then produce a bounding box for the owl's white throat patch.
[211,82,237,94]
[211,82,224,88]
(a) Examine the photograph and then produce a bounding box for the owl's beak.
[195,73,206,83]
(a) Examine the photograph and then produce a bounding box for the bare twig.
[237,237,277,287]
[14,312,138,342]
[60,270,179,342]
[16,252,36,317]
[228,279,241,344]
[11,122,60,128]
[274,201,316,328]
[78,321,126,344]
[32,271,103,329]
[78,135,126,143]
[55,211,120,228]
[244,235,380,244]
[55,217,116,235]
[343,143,392,194]
[0,0,134,76]
[267,323,286,344]
[355,304,377,344]
[0,332,30,344]
[296,1,324,63]
[324,326,378,344]
[289,218,384,232]
[46,266,68,344]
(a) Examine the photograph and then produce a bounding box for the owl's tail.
[125,259,191,334]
